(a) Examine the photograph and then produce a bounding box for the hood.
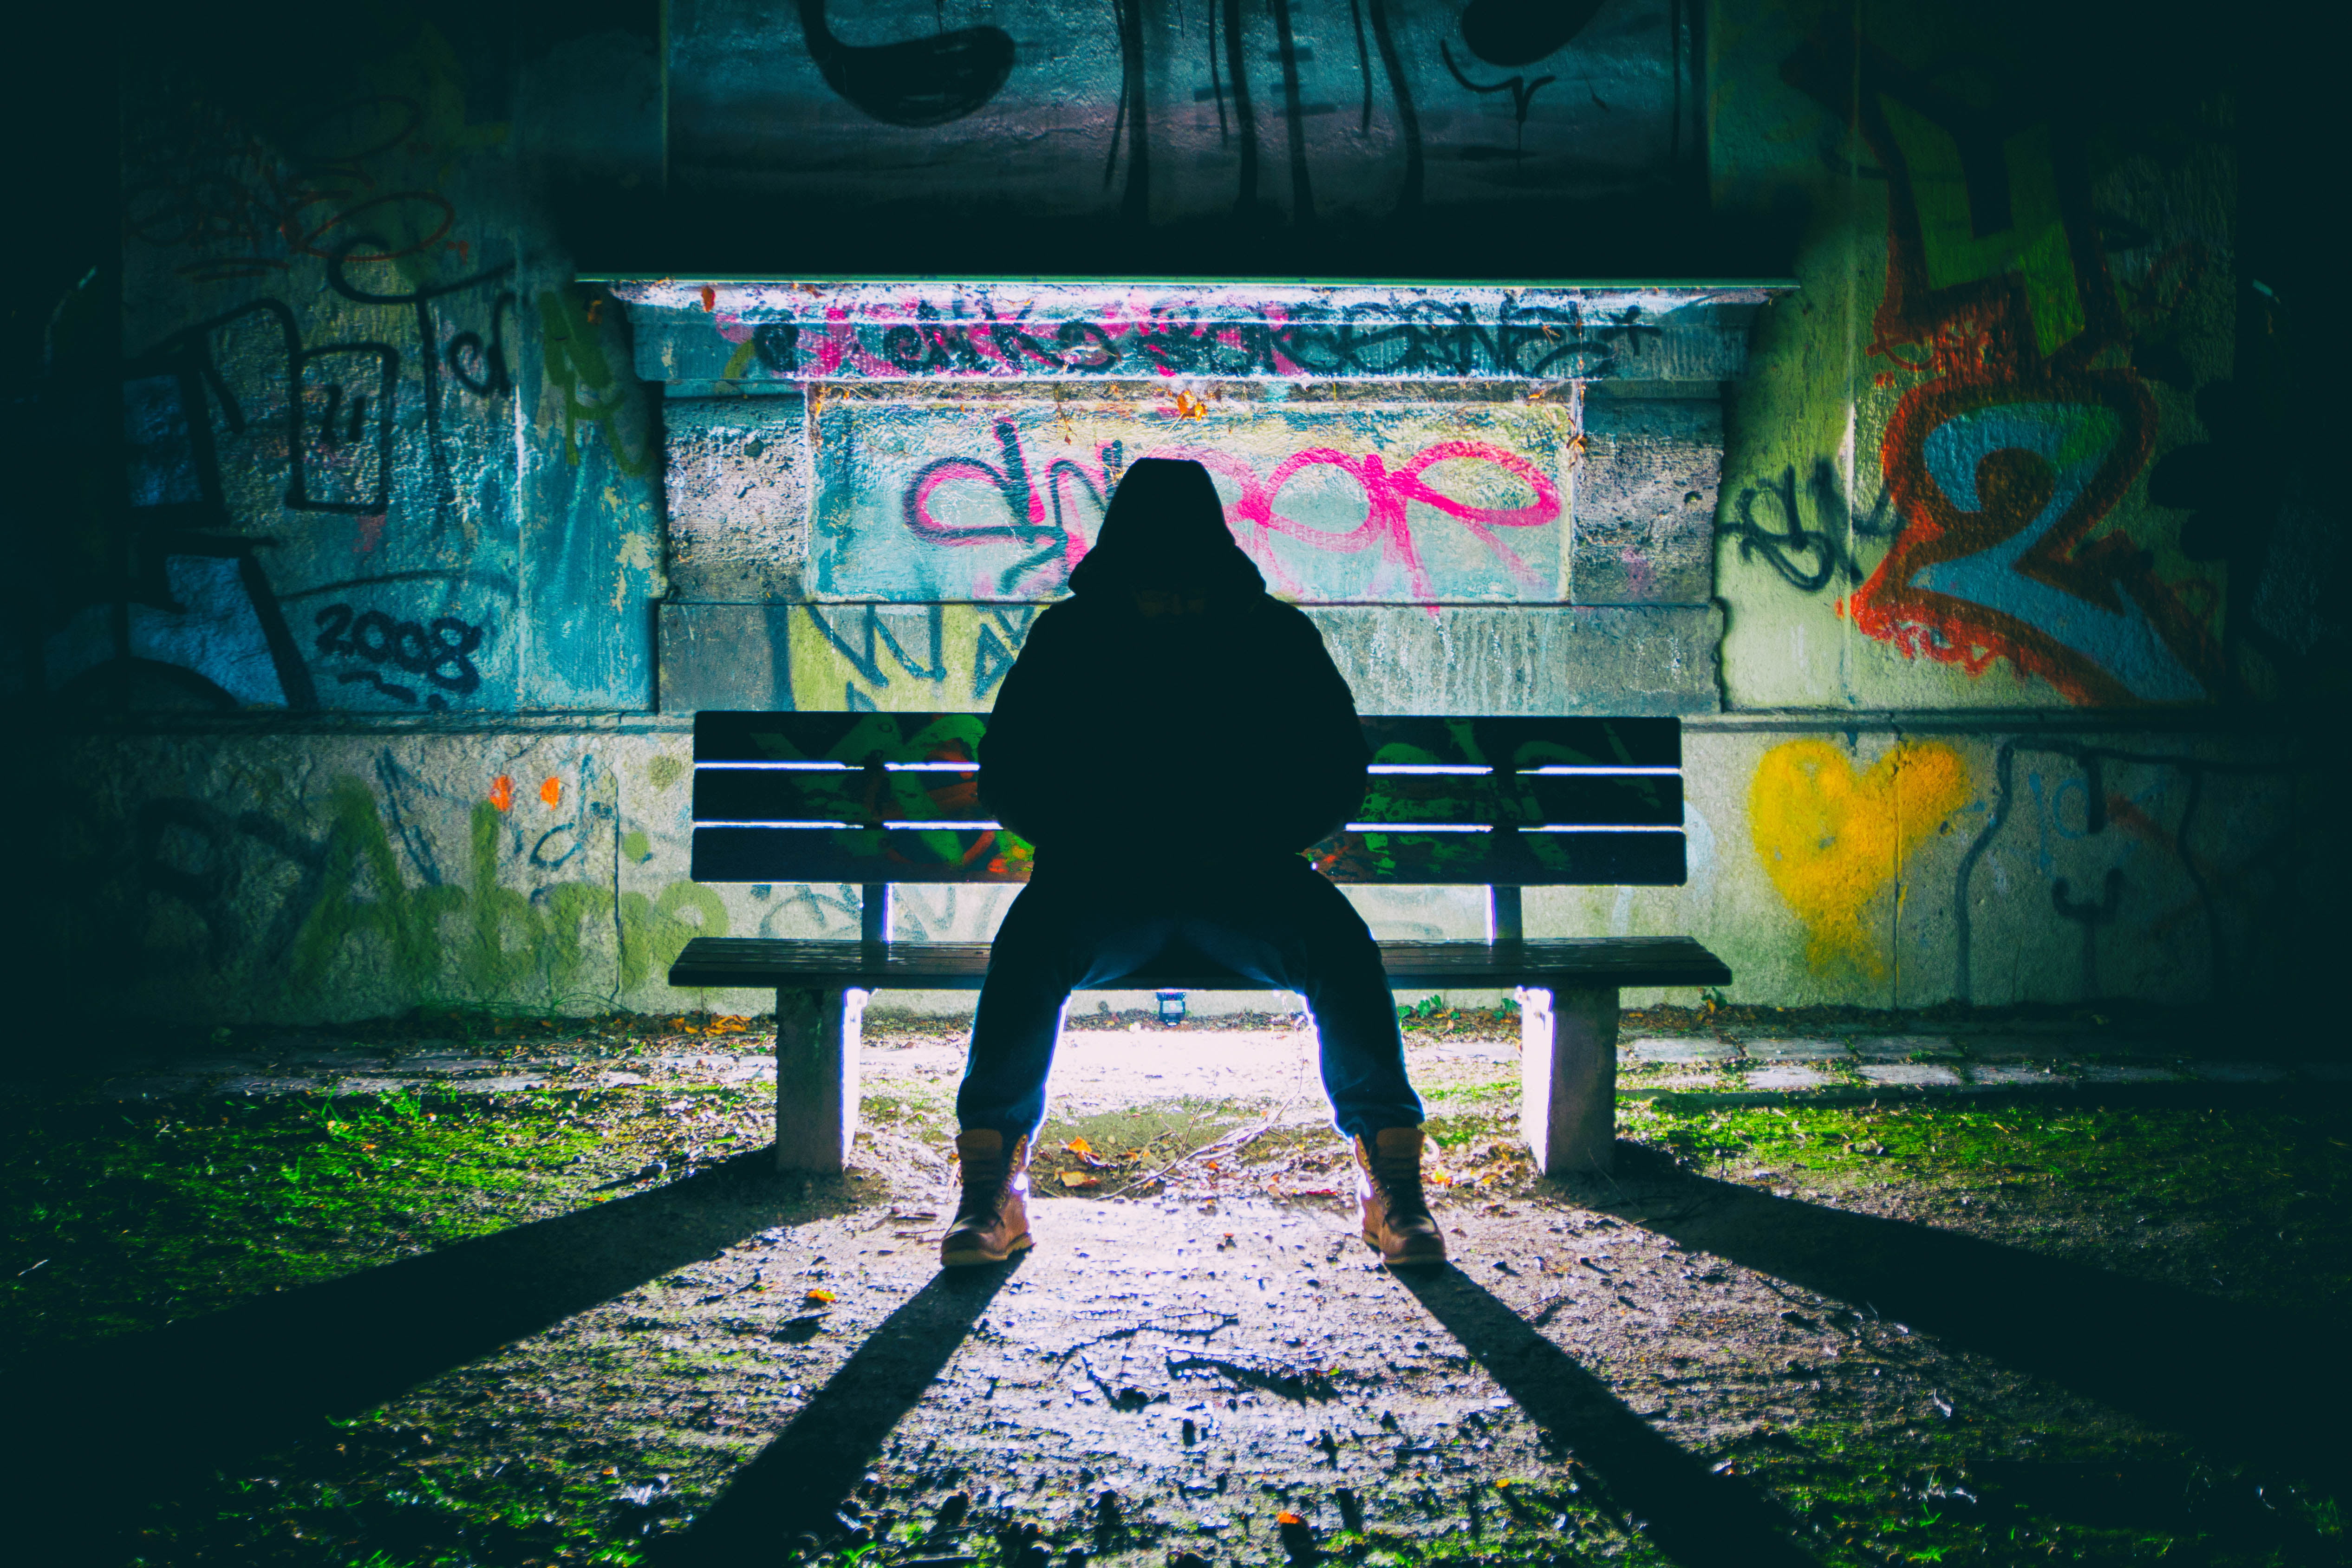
[1066,457,1267,597]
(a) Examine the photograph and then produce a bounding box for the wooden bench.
[670,712,1731,1178]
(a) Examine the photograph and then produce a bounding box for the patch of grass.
[118,1402,666,1567]
[0,1083,780,1353]
[1720,1420,2341,1568]
[1619,1098,2352,1309]
[1417,1075,1517,1104]
[1397,995,1521,1039]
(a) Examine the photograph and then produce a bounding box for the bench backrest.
[690,711,1686,890]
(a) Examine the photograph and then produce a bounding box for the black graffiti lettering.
[425,617,484,692]
[1499,300,1596,377]
[2051,866,2125,998]
[292,342,398,512]
[1272,305,1346,374]
[795,0,1013,128]
[882,324,928,371]
[313,603,353,656]
[1337,303,1420,375]
[1055,319,1118,371]
[752,320,800,373]
[916,303,993,372]
[352,608,398,662]
[983,312,1064,370]
[391,618,435,673]
[311,601,485,696]
[741,289,1696,383]
[324,236,518,508]
[337,667,420,703]
[1722,460,1893,594]
[442,291,514,397]
[1403,300,1501,377]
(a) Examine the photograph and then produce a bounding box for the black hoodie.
[978,457,1369,875]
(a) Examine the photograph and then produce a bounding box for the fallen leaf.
[804,1288,837,1304]
[1276,1510,1304,1525]
[1060,1171,1101,1189]
[1065,1135,1095,1157]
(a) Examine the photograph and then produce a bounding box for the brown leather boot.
[941,1129,1033,1267]
[1355,1127,1446,1266]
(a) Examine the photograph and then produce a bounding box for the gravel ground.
[11,1012,2348,1567]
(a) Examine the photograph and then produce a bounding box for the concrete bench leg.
[1516,985,1618,1177]
[775,985,867,1172]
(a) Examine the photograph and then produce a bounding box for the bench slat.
[1308,827,1684,884]
[694,766,983,826]
[669,935,1731,990]
[1350,772,1682,827]
[697,711,986,766]
[694,766,1682,830]
[697,712,1681,771]
[1360,716,1679,769]
[694,826,1035,884]
[693,825,1683,885]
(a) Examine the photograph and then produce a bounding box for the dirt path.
[9,1014,2347,1567]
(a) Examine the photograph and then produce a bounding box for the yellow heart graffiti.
[1748,739,1970,977]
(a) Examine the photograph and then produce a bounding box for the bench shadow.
[6,1149,837,1506]
[1581,1147,2352,1473]
[655,1259,1023,1563]
[1395,1266,1819,1568]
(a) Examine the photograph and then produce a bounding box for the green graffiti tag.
[536,288,655,476]
[290,776,723,1006]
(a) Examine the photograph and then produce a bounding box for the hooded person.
[942,457,1446,1270]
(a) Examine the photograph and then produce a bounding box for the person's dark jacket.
[978,457,1368,874]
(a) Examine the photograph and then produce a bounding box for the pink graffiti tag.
[1154,439,1561,605]
[902,421,1561,605]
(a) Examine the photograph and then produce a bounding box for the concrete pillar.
[775,986,867,1171]
[1516,984,1617,1177]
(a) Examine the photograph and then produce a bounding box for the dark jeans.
[956,859,1424,1142]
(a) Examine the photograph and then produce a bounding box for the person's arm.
[976,605,1083,849]
[1258,607,1370,852]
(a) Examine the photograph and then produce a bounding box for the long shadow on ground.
[655,1260,1022,1563]
[1397,1267,1819,1568]
[4,1150,834,1524]
[1588,1145,2352,1474]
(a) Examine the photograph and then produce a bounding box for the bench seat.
[670,935,1730,992]
[672,933,1730,1178]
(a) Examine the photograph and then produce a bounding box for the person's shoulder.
[1023,597,1096,637]
[1241,594,1325,640]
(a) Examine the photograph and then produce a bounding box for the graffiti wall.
[1709,0,2251,711]
[669,0,1700,234]
[39,8,663,718]
[45,730,767,1022]
[1565,726,2329,1011]
[20,0,2339,1025]
[40,720,2326,1022]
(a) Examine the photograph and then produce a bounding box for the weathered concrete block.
[659,600,1720,716]
[1303,605,1722,716]
[1574,397,1722,605]
[664,397,809,601]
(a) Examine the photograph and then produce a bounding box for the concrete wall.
[21,0,2344,1025]
[43,718,2326,1021]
